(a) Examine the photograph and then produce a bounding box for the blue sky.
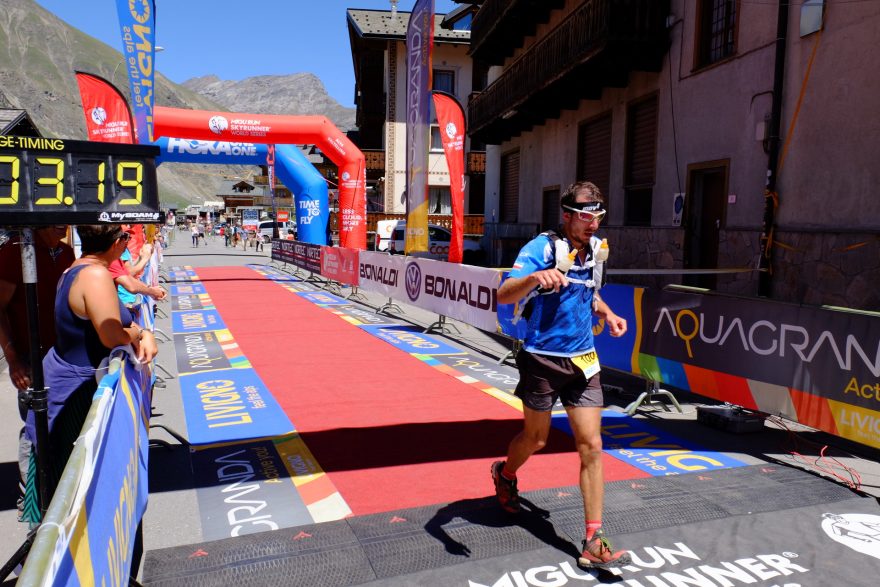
[35,0,458,108]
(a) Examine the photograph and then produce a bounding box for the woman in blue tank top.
[21,225,158,524]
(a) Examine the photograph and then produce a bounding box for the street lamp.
[111,46,164,88]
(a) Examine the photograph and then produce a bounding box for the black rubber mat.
[142,464,858,586]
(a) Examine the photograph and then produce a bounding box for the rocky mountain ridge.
[183,74,355,131]
[0,0,355,206]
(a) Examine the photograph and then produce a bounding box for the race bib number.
[571,349,601,379]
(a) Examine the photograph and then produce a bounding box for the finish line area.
[75,244,880,586]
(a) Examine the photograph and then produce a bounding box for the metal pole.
[20,228,54,516]
[758,0,790,297]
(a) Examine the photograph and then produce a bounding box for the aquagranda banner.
[404,0,434,254]
[115,0,157,143]
[586,285,880,450]
[75,71,135,144]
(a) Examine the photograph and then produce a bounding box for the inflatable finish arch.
[154,106,366,249]
[154,138,329,245]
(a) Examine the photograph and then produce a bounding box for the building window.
[696,0,737,68]
[624,95,658,226]
[500,150,520,223]
[433,69,456,95]
[429,186,451,214]
[577,112,613,215]
[430,125,444,152]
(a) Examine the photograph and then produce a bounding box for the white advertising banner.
[358,252,406,298]
[358,253,502,332]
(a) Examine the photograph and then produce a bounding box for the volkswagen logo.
[405,262,421,301]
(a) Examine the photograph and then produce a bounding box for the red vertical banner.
[75,71,135,144]
[267,144,278,237]
[432,92,466,263]
[405,0,434,254]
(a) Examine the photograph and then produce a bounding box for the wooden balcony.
[363,149,385,171]
[469,0,670,145]
[470,0,564,65]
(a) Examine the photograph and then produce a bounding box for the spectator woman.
[21,225,157,523]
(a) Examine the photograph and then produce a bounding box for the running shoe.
[491,460,521,513]
[578,528,631,569]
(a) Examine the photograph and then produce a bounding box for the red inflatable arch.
[154,106,366,249]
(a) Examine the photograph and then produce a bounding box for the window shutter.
[627,96,658,187]
[624,95,658,226]
[500,150,520,223]
[577,112,612,197]
[542,188,560,231]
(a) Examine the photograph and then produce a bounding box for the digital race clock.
[0,135,162,226]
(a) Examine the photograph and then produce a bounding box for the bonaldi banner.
[115,0,156,143]
[75,71,135,144]
[404,0,434,254]
[432,91,466,263]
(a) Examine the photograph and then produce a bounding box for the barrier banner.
[291,241,322,274]
[357,251,404,298]
[592,284,643,374]
[399,257,500,332]
[320,246,359,286]
[641,288,880,448]
[74,71,135,144]
[271,238,297,265]
[404,0,434,254]
[21,355,152,585]
[114,0,156,143]
[357,253,499,331]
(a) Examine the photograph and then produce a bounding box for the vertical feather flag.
[432,91,466,263]
[75,71,135,144]
[404,0,434,254]
[115,0,157,143]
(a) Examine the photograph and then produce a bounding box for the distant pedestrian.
[191,225,199,247]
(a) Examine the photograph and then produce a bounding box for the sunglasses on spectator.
[117,231,132,242]
[563,206,606,223]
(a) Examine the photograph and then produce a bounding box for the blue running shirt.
[509,233,597,357]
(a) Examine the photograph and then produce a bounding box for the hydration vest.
[512,230,607,324]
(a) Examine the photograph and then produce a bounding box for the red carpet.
[196,267,647,515]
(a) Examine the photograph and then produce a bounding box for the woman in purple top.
[21,225,158,524]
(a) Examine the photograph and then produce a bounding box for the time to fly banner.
[594,286,880,450]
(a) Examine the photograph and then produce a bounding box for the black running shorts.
[514,350,603,411]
